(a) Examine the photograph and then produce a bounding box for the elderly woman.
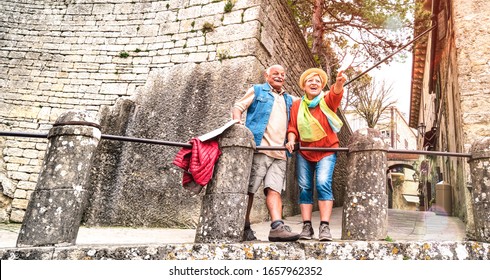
[286,68,346,241]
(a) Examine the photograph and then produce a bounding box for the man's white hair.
[265,64,284,75]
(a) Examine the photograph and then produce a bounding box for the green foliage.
[202,22,215,33]
[287,1,409,127]
[414,0,432,32]
[134,48,141,53]
[118,51,129,58]
[224,0,234,13]
[384,236,394,242]
[312,54,321,66]
[287,0,415,70]
[286,0,313,31]
[217,49,230,62]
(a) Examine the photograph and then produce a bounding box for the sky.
[340,53,414,123]
[338,28,414,123]
[367,54,413,120]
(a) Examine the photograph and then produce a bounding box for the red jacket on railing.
[172,138,221,194]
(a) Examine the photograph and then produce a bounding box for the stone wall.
[453,0,490,235]
[2,241,489,260]
[0,0,352,225]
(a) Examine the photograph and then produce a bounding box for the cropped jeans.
[296,153,337,204]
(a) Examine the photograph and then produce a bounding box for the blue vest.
[245,83,293,147]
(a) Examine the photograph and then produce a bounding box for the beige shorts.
[248,153,286,195]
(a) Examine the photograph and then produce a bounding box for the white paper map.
[197,119,239,142]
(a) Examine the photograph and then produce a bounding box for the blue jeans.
[297,153,337,204]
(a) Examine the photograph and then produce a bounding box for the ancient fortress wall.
[451,0,490,232]
[453,0,490,145]
[1,0,350,226]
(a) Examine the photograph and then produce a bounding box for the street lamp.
[417,122,426,137]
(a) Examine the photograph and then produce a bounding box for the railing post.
[468,137,490,242]
[194,124,255,243]
[16,111,101,247]
[342,128,388,240]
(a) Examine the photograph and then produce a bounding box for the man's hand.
[231,108,244,124]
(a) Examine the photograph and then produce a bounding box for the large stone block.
[205,125,255,195]
[195,193,248,243]
[194,124,254,243]
[16,111,101,247]
[16,189,87,247]
[342,193,388,240]
[473,200,490,241]
[469,137,490,242]
[343,128,389,240]
[346,152,388,193]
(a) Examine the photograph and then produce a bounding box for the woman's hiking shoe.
[318,224,333,241]
[299,223,314,240]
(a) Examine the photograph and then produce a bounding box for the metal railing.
[0,130,472,158]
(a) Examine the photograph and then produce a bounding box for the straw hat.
[298,68,328,90]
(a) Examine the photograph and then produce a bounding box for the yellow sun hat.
[298,68,328,90]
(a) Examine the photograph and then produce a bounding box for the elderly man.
[232,65,300,242]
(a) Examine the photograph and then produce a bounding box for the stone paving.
[0,207,466,248]
[3,207,488,260]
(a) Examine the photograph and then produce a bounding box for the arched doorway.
[387,163,420,211]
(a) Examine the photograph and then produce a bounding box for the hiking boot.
[243,228,257,241]
[299,223,314,240]
[268,224,300,242]
[318,224,333,241]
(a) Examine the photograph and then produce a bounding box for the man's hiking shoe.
[318,224,333,241]
[243,228,257,241]
[299,223,314,240]
[268,224,300,242]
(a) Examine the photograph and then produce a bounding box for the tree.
[288,0,412,128]
[341,67,372,111]
[288,0,414,81]
[351,79,397,128]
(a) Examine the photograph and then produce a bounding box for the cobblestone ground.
[0,207,467,249]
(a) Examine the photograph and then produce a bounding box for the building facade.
[345,106,417,150]
[409,0,490,237]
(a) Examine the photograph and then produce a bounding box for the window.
[381,130,390,137]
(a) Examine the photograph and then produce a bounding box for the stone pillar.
[16,111,101,247]
[342,128,388,240]
[195,124,255,243]
[468,137,490,242]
